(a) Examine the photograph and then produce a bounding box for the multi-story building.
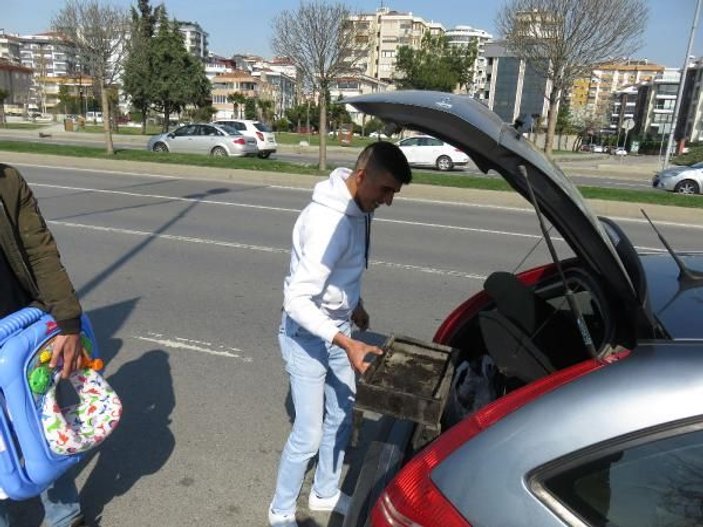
[0,60,33,115]
[445,25,493,99]
[18,32,79,78]
[0,30,22,64]
[675,58,703,144]
[586,60,663,126]
[204,53,237,81]
[177,21,209,62]
[484,40,551,124]
[328,73,391,125]
[609,84,638,132]
[634,69,680,140]
[348,7,445,84]
[210,70,261,119]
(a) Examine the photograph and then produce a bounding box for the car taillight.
[371,352,630,527]
[233,138,246,145]
[256,131,264,142]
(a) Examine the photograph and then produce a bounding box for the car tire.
[258,151,271,159]
[436,155,453,171]
[152,142,168,153]
[211,146,228,157]
[674,179,700,195]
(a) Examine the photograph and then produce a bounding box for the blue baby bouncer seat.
[0,307,120,500]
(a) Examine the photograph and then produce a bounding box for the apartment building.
[211,70,261,119]
[445,25,493,99]
[348,7,445,84]
[484,40,551,124]
[177,21,209,62]
[0,60,33,115]
[586,60,664,125]
[328,73,391,125]
[676,59,703,144]
[0,30,22,64]
[633,69,680,139]
[609,84,638,132]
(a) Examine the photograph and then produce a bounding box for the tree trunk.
[318,91,327,172]
[100,82,114,155]
[141,104,147,135]
[0,100,5,128]
[162,105,170,133]
[544,88,560,157]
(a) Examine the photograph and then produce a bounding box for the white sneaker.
[308,490,351,515]
[268,508,298,527]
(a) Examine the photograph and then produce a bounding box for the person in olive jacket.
[0,163,86,527]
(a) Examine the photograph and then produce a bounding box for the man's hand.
[334,332,383,375]
[351,302,370,331]
[49,333,82,379]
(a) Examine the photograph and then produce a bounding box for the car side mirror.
[167,133,175,139]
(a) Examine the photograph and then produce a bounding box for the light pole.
[663,0,702,169]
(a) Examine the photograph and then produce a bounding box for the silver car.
[146,123,258,157]
[342,91,703,527]
[653,161,703,194]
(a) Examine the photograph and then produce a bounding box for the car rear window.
[218,124,240,135]
[542,427,703,526]
[254,122,272,132]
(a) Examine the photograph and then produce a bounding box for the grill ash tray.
[356,334,458,430]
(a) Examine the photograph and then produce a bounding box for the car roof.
[347,90,654,337]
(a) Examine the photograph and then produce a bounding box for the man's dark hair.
[355,141,412,184]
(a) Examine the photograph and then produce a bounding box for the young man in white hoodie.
[269,141,412,527]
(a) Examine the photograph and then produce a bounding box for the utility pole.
[663,0,702,169]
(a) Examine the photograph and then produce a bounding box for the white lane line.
[47,220,484,279]
[8,162,180,180]
[133,333,252,361]
[36,183,546,238]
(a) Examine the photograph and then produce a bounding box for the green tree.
[0,88,9,127]
[395,32,478,92]
[123,0,164,133]
[151,11,211,131]
[244,97,257,120]
[257,98,274,123]
[226,92,246,119]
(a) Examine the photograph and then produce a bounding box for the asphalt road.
[4,161,702,526]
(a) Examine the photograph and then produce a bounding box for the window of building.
[381,50,395,58]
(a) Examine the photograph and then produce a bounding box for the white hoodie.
[283,167,370,343]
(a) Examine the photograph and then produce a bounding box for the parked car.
[613,147,628,156]
[212,119,277,158]
[368,131,389,139]
[653,161,703,195]
[343,90,703,527]
[396,135,470,171]
[589,144,604,153]
[146,123,258,157]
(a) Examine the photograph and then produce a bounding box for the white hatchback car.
[396,135,470,171]
[213,119,277,158]
[653,161,703,194]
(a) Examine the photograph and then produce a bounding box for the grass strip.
[0,140,700,209]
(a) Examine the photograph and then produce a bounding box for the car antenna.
[518,165,598,358]
[640,209,703,282]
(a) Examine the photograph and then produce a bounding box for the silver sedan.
[653,161,703,194]
[146,123,258,157]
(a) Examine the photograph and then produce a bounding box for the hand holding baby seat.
[0,308,121,499]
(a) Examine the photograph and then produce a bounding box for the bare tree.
[496,0,647,156]
[271,1,365,171]
[52,0,129,155]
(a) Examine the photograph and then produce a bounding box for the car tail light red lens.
[256,131,264,142]
[233,138,246,145]
[371,353,630,527]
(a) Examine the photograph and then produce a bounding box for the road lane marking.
[133,333,252,361]
[47,220,488,280]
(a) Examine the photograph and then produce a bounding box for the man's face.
[354,169,403,213]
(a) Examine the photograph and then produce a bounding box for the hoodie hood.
[312,167,366,217]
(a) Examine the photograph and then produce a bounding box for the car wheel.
[211,146,228,157]
[257,151,271,159]
[436,155,453,171]
[674,179,700,195]
[152,142,168,153]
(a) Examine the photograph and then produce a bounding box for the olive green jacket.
[0,163,81,333]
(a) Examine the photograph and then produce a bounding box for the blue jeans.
[270,314,356,515]
[0,471,81,527]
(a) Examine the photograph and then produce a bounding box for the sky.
[2,0,703,69]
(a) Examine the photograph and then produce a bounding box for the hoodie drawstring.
[365,215,371,269]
